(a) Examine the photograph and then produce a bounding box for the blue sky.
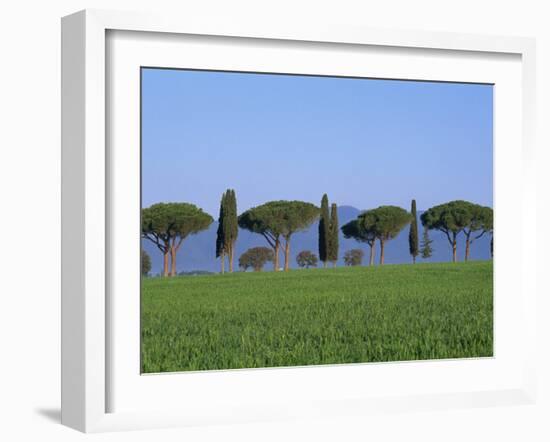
[141,68,493,216]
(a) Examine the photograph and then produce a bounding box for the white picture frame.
[61,9,537,433]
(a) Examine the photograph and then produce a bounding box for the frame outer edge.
[61,10,87,432]
[84,9,108,433]
[62,9,107,433]
[520,40,538,403]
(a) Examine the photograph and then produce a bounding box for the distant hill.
[142,206,492,275]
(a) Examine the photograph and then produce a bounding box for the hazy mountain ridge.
[142,206,492,274]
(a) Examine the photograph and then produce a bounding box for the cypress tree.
[318,194,330,268]
[226,189,239,272]
[215,191,227,273]
[408,199,419,263]
[420,225,433,259]
[328,203,339,267]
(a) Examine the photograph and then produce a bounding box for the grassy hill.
[141,260,493,373]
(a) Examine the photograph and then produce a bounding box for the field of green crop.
[141,260,493,373]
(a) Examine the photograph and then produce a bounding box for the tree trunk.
[413,255,416,264]
[284,238,290,271]
[170,246,177,277]
[228,244,234,273]
[465,238,471,262]
[452,239,457,263]
[323,261,327,269]
[379,239,385,265]
[163,250,169,277]
[221,250,225,274]
[273,239,280,271]
[369,244,375,266]
[332,261,336,268]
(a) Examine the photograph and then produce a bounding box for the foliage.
[238,247,274,272]
[421,200,492,262]
[420,200,472,239]
[344,249,364,266]
[215,193,226,262]
[296,250,318,268]
[341,219,376,245]
[142,202,213,276]
[238,203,282,270]
[328,203,339,266]
[318,194,330,266]
[225,190,239,269]
[420,226,434,259]
[239,200,319,239]
[359,205,411,264]
[361,205,411,241]
[141,250,152,276]
[408,199,419,263]
[462,204,493,261]
[239,200,319,271]
[216,189,239,272]
[142,202,213,242]
[341,218,376,266]
[141,261,493,372]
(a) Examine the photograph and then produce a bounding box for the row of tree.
[141,190,493,276]
[341,199,493,265]
[237,247,357,272]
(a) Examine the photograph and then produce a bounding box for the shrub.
[344,249,364,266]
[141,249,152,276]
[239,247,274,272]
[296,250,318,268]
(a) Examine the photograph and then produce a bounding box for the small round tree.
[344,249,364,266]
[296,250,318,269]
[238,247,274,272]
[141,249,152,276]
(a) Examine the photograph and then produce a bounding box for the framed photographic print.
[139,67,495,374]
[61,9,538,432]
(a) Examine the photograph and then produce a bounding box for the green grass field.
[141,260,493,373]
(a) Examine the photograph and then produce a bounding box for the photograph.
[140,68,494,374]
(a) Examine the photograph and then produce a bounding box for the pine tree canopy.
[238,200,319,240]
[142,202,213,245]
[421,200,492,239]
[359,205,411,241]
